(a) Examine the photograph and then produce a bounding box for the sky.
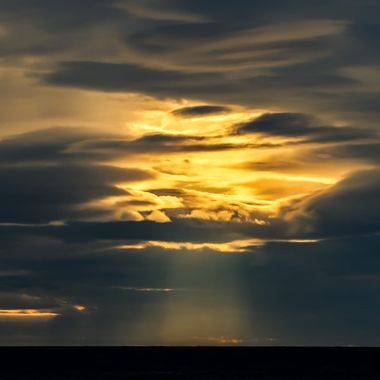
[0,0,380,346]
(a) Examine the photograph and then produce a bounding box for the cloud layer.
[1,0,380,345]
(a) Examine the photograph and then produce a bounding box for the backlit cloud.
[1,0,380,345]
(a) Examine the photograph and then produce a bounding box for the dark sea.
[1,347,379,379]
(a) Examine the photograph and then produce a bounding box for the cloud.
[125,20,347,73]
[235,112,376,143]
[286,169,380,238]
[317,142,380,164]
[0,127,244,165]
[0,127,101,164]
[43,61,234,99]
[146,210,171,223]
[164,0,380,25]
[76,134,256,155]
[0,128,155,223]
[42,60,380,132]
[2,0,380,346]
[32,4,378,131]
[171,105,231,118]
[237,113,316,135]
[0,127,282,230]
[0,292,62,311]
[115,0,206,22]
[3,0,380,130]
[0,164,153,224]
[2,164,380,245]
[0,220,248,244]
[0,0,124,59]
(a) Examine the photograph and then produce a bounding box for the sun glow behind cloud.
[78,102,348,227]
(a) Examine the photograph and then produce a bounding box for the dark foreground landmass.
[0,347,379,379]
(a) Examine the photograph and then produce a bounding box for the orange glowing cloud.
[0,309,59,318]
[118,238,264,253]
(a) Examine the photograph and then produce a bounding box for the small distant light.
[74,305,86,312]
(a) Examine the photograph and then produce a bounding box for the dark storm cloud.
[286,169,380,238]
[0,164,152,224]
[77,134,266,155]
[115,0,380,26]
[0,291,63,311]
[0,127,99,164]
[0,0,126,58]
[35,0,380,130]
[41,13,349,95]
[235,112,377,143]
[0,0,118,25]
[42,61,380,131]
[116,0,206,23]
[318,142,380,163]
[171,105,231,118]
[178,0,380,24]
[125,20,347,74]
[82,133,210,155]
[0,220,248,244]
[236,113,320,136]
[0,128,155,224]
[43,61,236,98]
[0,127,244,166]
[50,130,200,156]
[43,17,347,94]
